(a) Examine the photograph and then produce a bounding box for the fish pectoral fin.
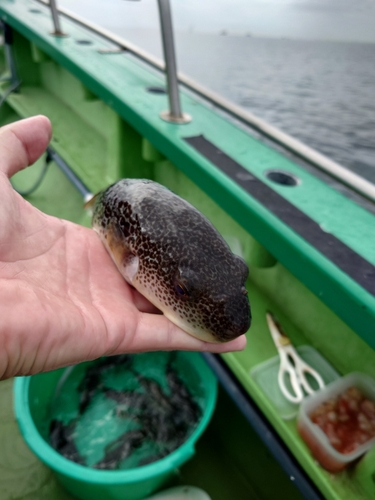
[122,252,139,284]
[105,230,139,285]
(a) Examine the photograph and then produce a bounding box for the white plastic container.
[298,373,375,472]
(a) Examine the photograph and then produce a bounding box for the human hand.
[0,116,246,379]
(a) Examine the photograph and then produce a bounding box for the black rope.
[0,79,21,107]
[11,150,52,196]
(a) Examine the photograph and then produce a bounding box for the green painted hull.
[0,1,375,498]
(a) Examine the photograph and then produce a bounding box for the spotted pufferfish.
[90,179,251,343]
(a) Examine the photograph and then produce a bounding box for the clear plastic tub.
[298,372,375,472]
[250,346,339,420]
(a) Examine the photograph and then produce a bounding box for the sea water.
[48,352,203,470]
[118,30,375,186]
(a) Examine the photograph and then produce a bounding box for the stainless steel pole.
[49,0,66,36]
[157,0,191,123]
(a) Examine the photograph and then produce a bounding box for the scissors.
[266,312,325,404]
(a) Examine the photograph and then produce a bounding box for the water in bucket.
[46,352,204,470]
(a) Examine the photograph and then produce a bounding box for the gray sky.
[60,0,375,42]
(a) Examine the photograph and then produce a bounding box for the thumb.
[0,115,52,178]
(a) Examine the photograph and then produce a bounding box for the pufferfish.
[89,179,251,343]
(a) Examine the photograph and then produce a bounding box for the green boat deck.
[1,0,375,498]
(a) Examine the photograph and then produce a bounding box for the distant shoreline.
[81,25,375,46]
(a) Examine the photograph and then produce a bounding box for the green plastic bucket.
[14,352,217,500]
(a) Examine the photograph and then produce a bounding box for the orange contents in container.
[310,387,375,455]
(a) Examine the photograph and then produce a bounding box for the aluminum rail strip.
[36,0,375,203]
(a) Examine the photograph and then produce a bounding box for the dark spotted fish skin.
[92,179,251,343]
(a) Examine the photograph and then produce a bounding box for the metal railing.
[49,0,66,36]
[156,0,191,123]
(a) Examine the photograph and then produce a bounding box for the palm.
[0,117,246,379]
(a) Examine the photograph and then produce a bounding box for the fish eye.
[175,282,189,297]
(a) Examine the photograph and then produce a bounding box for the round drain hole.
[265,169,300,186]
[76,39,93,45]
[146,86,167,94]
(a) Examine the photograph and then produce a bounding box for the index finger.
[115,312,247,354]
